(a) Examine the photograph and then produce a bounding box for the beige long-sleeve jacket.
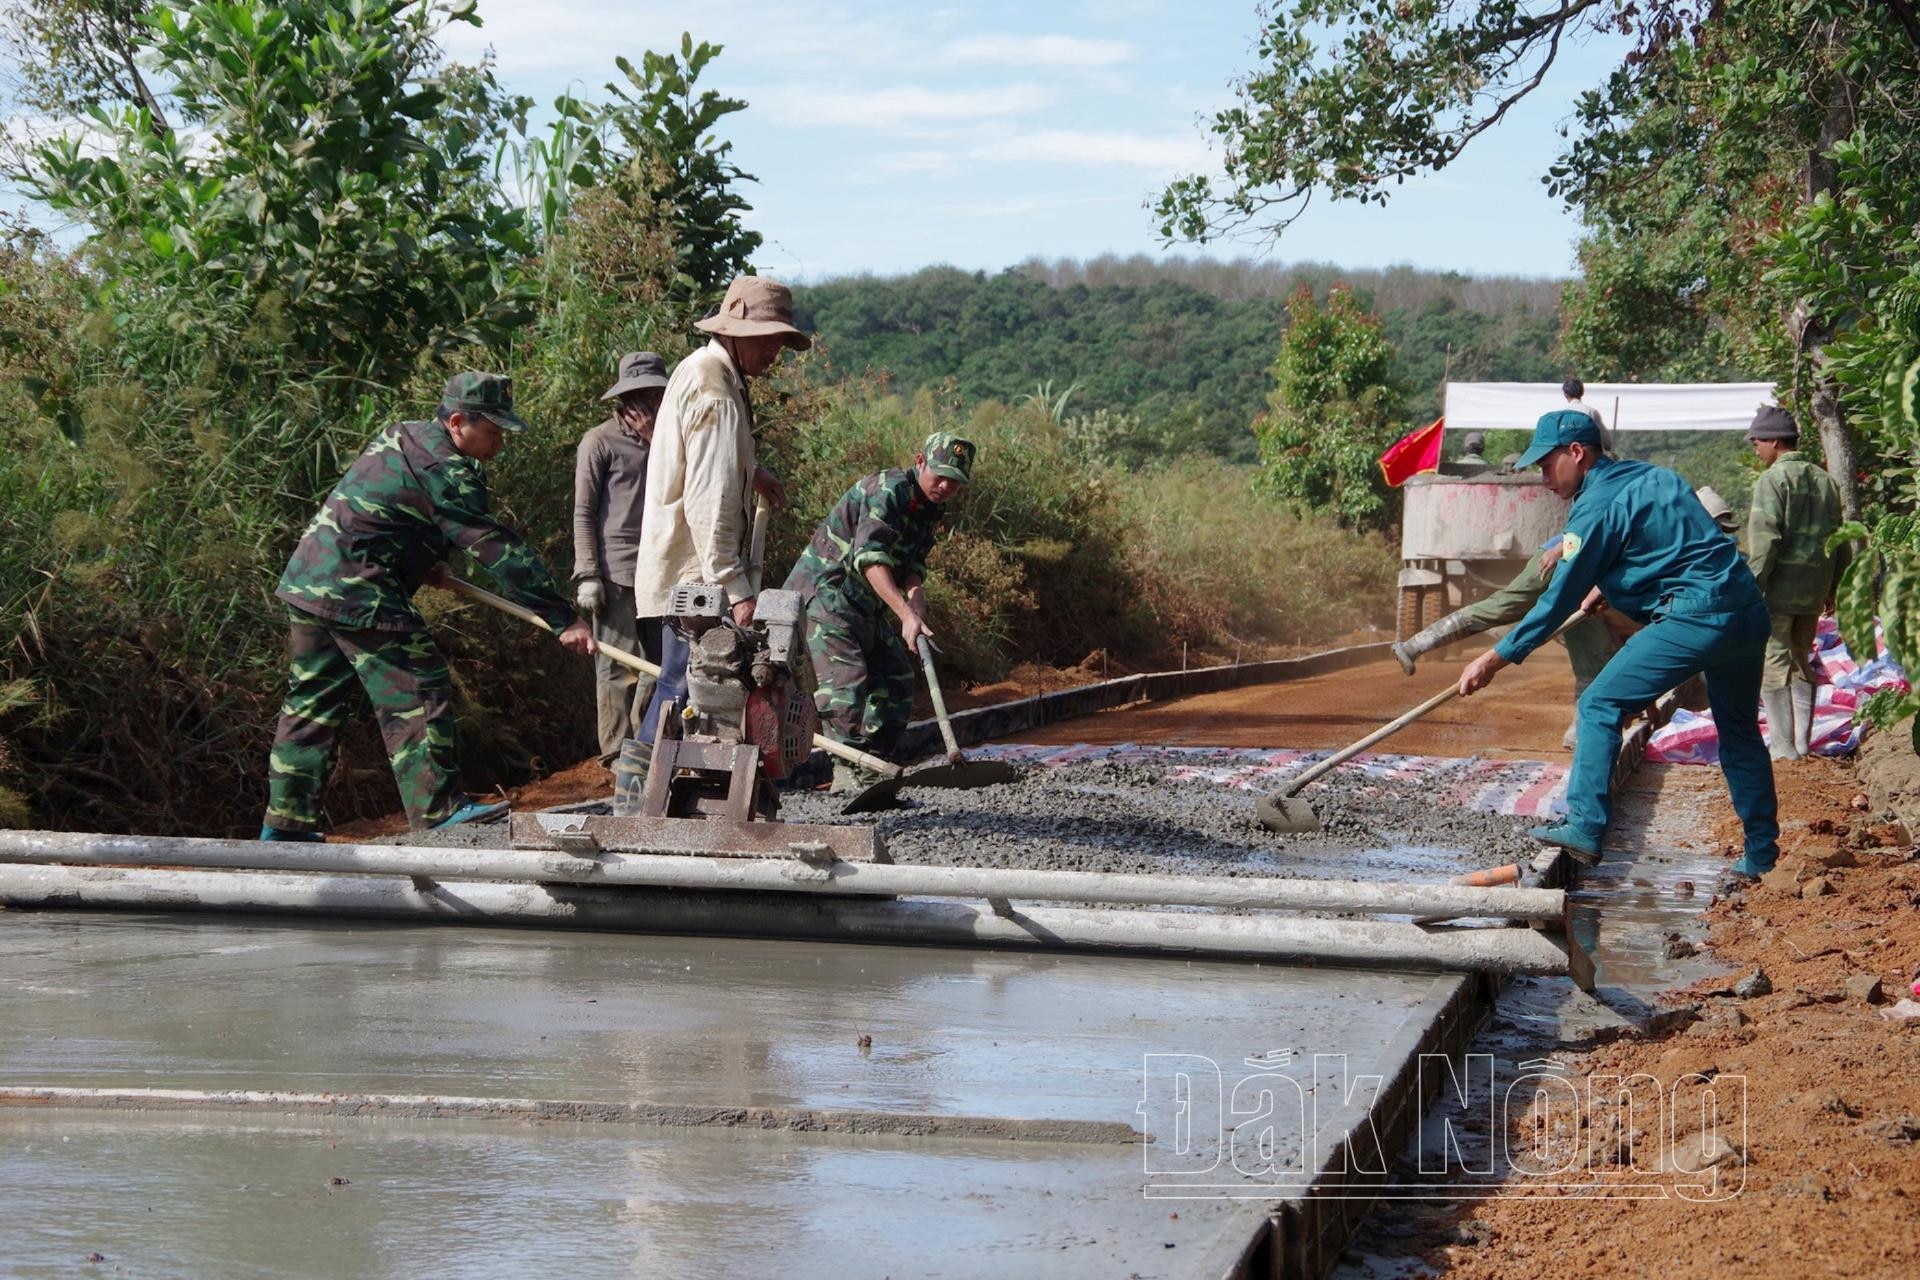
[632,340,757,614]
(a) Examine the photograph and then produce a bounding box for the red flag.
[1378,417,1445,487]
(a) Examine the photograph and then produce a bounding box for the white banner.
[1444,382,1777,433]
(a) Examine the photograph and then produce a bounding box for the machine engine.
[665,584,817,786]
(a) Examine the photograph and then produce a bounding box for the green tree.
[497,36,762,312]
[23,0,532,407]
[0,0,168,132]
[1156,1,1920,519]
[1256,285,1406,532]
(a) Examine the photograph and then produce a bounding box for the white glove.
[575,579,605,615]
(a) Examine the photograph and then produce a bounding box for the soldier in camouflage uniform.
[1744,406,1848,761]
[784,433,975,789]
[262,372,596,840]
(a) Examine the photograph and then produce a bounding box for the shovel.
[839,635,1020,814]
[1258,615,1585,835]
[445,577,903,786]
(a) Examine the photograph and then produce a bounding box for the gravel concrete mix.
[380,760,1541,882]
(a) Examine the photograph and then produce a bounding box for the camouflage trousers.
[803,586,916,760]
[1762,612,1818,689]
[264,612,462,833]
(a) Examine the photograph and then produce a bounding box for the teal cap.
[1514,409,1604,469]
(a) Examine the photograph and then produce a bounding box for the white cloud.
[872,150,959,174]
[765,84,1053,127]
[982,128,1210,171]
[944,34,1133,68]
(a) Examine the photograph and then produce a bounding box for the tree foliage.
[1255,285,1406,532]
[24,0,532,403]
[0,0,168,131]
[1156,0,1651,242]
[794,258,1562,461]
[0,1,767,834]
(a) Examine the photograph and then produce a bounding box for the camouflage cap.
[922,432,976,483]
[441,371,531,433]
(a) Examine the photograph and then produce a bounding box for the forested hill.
[791,256,1568,461]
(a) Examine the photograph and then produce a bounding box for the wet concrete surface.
[0,1109,1260,1279]
[0,910,1468,1277]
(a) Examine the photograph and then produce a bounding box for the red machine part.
[743,678,817,780]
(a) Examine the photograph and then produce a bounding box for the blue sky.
[1,1,1628,282]
[445,0,1631,283]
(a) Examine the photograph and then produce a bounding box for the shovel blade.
[1256,791,1321,835]
[837,760,1021,814]
[840,774,908,815]
[904,761,1020,791]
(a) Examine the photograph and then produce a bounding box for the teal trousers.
[1565,601,1779,866]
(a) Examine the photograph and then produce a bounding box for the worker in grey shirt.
[573,352,668,763]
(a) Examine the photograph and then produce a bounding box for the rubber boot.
[1529,822,1602,867]
[1391,612,1473,676]
[1760,687,1799,761]
[611,737,651,817]
[1790,683,1816,757]
[259,824,323,843]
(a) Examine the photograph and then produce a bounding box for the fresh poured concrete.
[0,910,1471,1278]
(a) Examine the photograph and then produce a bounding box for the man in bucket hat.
[573,351,669,762]
[1743,405,1847,761]
[1455,409,1779,880]
[784,432,975,790]
[631,277,797,758]
[263,372,595,840]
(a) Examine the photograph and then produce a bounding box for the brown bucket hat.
[601,351,669,400]
[694,276,812,351]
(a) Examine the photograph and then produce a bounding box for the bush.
[1116,457,1398,652]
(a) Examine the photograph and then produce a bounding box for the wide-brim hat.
[1694,485,1737,534]
[694,275,812,350]
[1515,408,1605,469]
[601,351,669,400]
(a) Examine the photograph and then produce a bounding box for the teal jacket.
[1496,457,1761,663]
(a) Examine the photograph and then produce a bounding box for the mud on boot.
[1392,613,1472,677]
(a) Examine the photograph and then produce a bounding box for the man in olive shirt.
[1745,406,1848,760]
[573,352,668,763]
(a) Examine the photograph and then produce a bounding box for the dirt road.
[1008,642,1583,759]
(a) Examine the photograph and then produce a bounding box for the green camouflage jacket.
[1746,451,1848,615]
[783,468,943,613]
[276,418,575,633]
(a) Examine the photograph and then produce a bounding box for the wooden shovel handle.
[448,578,901,780]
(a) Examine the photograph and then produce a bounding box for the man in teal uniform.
[1457,410,1778,878]
[264,372,596,840]
[784,433,973,790]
